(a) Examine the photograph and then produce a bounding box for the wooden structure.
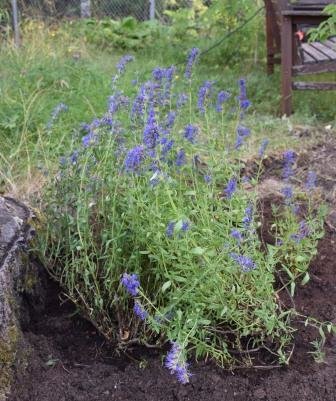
[265,0,336,115]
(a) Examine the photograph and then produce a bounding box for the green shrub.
[61,0,264,66]
[308,4,336,41]
[40,53,324,383]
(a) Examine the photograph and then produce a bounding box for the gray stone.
[0,196,40,400]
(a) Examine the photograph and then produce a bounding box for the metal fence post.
[149,0,155,20]
[11,0,20,47]
[81,0,91,18]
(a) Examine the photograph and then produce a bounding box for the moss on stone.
[0,325,20,397]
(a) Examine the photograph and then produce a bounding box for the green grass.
[0,23,335,200]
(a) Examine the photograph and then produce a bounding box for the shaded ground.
[8,138,336,401]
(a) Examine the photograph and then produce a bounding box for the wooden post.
[265,0,275,74]
[281,15,293,116]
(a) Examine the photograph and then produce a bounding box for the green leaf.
[282,265,295,281]
[199,319,211,326]
[319,326,326,340]
[301,272,310,286]
[220,306,228,316]
[162,281,172,293]
[174,276,187,283]
[290,281,296,297]
[191,247,206,255]
[206,249,217,257]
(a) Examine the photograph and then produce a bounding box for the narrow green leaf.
[191,247,206,255]
[301,272,310,286]
[290,281,296,297]
[162,281,172,293]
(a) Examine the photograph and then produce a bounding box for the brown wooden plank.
[301,42,330,61]
[282,10,328,16]
[330,37,336,44]
[293,60,336,74]
[293,81,336,90]
[281,15,294,115]
[290,0,333,9]
[292,0,333,4]
[310,42,336,60]
[265,1,276,74]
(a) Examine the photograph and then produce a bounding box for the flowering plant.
[42,51,324,383]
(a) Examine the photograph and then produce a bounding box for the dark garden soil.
[8,137,336,401]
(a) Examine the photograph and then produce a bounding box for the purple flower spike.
[175,363,192,384]
[216,90,231,112]
[166,111,177,129]
[164,66,176,101]
[82,132,97,148]
[176,149,186,167]
[184,124,198,144]
[161,138,174,159]
[165,342,191,384]
[124,145,145,172]
[165,342,181,372]
[133,301,148,321]
[238,79,251,110]
[47,103,68,129]
[258,139,269,157]
[143,107,160,155]
[306,171,317,191]
[234,125,251,149]
[176,93,188,109]
[197,81,212,114]
[116,55,134,74]
[181,221,190,232]
[291,220,310,243]
[185,47,200,80]
[242,204,253,231]
[281,186,293,204]
[70,150,79,165]
[152,67,165,82]
[131,84,147,120]
[204,175,212,184]
[283,150,296,180]
[225,178,237,199]
[231,229,243,244]
[166,221,175,238]
[229,253,256,273]
[121,273,140,296]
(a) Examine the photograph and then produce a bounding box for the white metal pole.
[11,0,20,47]
[149,0,155,20]
[81,0,91,18]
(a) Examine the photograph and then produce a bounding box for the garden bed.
[8,140,336,401]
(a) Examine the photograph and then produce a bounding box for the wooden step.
[293,81,336,90]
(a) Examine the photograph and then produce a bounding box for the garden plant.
[39,50,329,384]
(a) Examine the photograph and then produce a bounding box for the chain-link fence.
[14,0,195,21]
